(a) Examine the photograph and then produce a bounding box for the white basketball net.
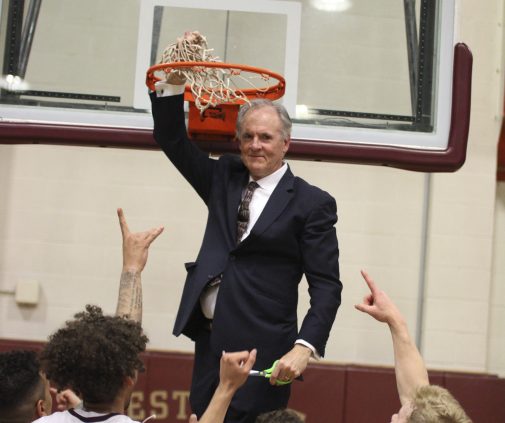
[160,32,271,112]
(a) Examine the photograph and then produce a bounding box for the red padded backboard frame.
[0,44,472,173]
[497,77,505,181]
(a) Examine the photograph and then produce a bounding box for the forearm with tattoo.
[116,269,143,323]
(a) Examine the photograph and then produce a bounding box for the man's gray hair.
[235,99,292,140]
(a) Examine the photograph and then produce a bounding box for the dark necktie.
[237,181,259,244]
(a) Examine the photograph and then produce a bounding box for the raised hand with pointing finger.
[354,270,471,422]
[354,269,404,325]
[355,269,428,406]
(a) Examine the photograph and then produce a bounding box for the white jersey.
[33,409,142,423]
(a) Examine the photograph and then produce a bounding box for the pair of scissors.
[249,360,292,385]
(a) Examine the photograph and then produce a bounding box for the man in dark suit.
[149,43,342,422]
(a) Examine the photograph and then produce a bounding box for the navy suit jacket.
[151,93,342,367]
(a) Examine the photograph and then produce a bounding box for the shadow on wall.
[496,181,505,207]
[0,145,14,334]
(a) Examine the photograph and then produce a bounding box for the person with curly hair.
[29,208,163,423]
[39,304,148,419]
[355,270,472,423]
[0,350,52,423]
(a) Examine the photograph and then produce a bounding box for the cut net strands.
[158,33,275,112]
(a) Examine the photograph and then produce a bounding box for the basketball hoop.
[146,61,286,141]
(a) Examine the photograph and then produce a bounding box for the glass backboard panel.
[0,0,471,171]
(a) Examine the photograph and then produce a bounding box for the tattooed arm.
[116,268,143,322]
[116,208,164,322]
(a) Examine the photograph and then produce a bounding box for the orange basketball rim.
[146,61,286,142]
[146,61,286,104]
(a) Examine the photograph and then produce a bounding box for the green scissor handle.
[256,360,292,385]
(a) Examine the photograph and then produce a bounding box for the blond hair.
[408,385,472,423]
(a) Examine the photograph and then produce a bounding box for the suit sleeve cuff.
[295,339,321,360]
[154,81,186,97]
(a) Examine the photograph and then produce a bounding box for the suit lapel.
[248,167,295,239]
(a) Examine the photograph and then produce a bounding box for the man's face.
[390,402,413,423]
[238,106,290,180]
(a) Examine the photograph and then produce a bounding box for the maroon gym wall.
[1,339,504,423]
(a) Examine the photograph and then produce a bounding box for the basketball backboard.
[0,0,471,171]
